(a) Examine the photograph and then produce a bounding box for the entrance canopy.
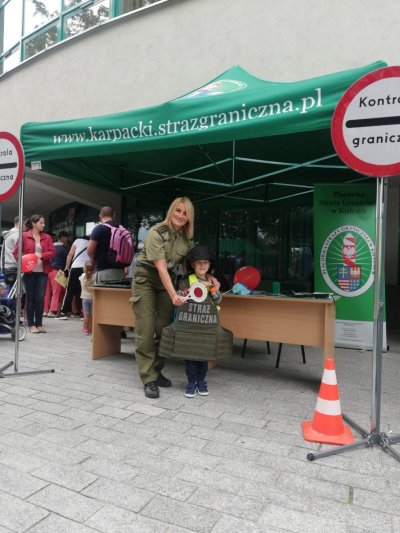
[21,61,386,208]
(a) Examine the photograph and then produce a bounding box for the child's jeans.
[82,299,92,315]
[185,360,208,383]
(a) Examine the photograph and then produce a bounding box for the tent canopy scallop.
[21,61,386,208]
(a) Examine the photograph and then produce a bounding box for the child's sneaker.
[185,382,196,398]
[81,329,91,335]
[197,381,209,396]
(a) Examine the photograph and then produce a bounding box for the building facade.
[1,0,400,321]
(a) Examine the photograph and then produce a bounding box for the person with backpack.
[87,206,133,283]
[131,197,194,399]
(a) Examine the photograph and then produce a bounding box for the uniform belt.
[136,261,174,272]
[136,261,156,270]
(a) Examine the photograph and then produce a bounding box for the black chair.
[241,279,310,367]
[241,339,306,368]
[241,338,270,358]
[275,342,306,368]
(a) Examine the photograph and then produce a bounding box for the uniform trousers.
[132,266,174,385]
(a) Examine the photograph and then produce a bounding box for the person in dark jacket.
[87,206,125,283]
[13,214,55,333]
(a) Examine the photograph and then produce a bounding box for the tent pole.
[371,177,386,434]
[13,179,24,371]
[306,177,400,463]
[231,140,235,186]
[236,154,345,168]
[0,173,55,379]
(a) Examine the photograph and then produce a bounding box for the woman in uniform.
[131,197,194,398]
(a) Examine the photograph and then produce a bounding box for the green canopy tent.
[20,60,386,209]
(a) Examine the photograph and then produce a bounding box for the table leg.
[324,303,335,359]
[92,324,122,360]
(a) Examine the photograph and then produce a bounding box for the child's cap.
[188,246,214,263]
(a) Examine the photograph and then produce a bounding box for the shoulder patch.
[155,225,171,241]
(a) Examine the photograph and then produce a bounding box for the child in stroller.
[0,297,26,341]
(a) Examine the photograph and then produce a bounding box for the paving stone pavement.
[0,316,400,532]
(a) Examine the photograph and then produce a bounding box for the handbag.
[55,269,68,288]
[71,246,87,268]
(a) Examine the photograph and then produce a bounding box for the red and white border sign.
[331,66,400,177]
[0,131,24,202]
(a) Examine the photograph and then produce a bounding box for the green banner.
[314,183,385,349]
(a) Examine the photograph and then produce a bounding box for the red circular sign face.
[331,66,400,177]
[0,131,24,201]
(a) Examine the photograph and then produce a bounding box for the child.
[179,246,221,398]
[79,260,95,335]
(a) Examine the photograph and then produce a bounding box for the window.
[0,0,22,54]
[65,0,110,38]
[0,0,166,75]
[120,0,159,15]
[63,0,86,8]
[0,45,20,75]
[24,0,60,35]
[24,24,58,59]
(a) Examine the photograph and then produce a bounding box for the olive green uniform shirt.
[138,223,192,270]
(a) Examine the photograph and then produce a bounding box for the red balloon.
[233,265,261,290]
[21,253,38,273]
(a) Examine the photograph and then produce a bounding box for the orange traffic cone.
[302,358,355,445]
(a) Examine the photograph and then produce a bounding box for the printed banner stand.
[308,67,400,464]
[0,131,54,379]
[314,183,386,350]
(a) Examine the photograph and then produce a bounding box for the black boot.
[144,381,159,398]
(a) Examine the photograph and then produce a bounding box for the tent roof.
[21,61,386,208]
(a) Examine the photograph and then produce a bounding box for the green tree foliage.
[25,0,109,58]
[66,4,109,37]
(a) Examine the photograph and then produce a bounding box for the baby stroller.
[0,294,26,341]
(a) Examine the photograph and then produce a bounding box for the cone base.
[302,420,355,445]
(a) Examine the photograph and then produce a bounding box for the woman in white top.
[57,237,89,319]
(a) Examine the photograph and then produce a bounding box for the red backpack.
[105,223,134,267]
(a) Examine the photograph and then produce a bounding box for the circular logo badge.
[320,225,375,297]
[185,79,247,98]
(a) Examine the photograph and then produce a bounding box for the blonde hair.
[163,197,194,240]
[83,260,95,280]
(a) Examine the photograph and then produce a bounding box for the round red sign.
[331,66,400,177]
[0,131,24,201]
